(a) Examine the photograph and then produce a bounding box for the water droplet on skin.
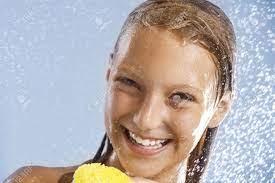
[172,95,182,103]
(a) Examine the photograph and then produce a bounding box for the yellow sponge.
[73,163,132,183]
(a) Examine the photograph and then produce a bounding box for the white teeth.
[150,141,156,146]
[128,130,168,147]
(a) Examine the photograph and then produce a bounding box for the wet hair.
[59,0,236,182]
[114,0,236,102]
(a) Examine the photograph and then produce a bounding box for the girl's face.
[104,27,218,178]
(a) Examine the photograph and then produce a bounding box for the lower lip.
[122,127,171,156]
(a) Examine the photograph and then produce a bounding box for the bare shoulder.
[4,165,78,183]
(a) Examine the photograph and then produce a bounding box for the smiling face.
[104,26,219,178]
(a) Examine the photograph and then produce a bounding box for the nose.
[133,93,166,132]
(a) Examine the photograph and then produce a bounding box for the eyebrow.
[167,83,203,94]
[116,65,144,81]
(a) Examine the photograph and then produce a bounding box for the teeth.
[128,130,168,147]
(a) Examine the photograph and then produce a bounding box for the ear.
[207,92,233,128]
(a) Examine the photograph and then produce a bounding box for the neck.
[105,151,188,183]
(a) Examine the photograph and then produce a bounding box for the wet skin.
[5,27,232,183]
[104,26,232,182]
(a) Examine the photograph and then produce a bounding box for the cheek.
[169,108,204,151]
[171,109,202,136]
[108,89,140,121]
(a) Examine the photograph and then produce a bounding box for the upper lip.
[122,125,172,140]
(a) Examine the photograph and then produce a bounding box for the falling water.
[202,0,275,182]
[0,0,273,182]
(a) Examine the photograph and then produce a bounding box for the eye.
[169,92,194,107]
[116,76,141,90]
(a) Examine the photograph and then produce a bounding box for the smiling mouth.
[121,126,172,155]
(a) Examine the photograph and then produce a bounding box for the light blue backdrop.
[1,0,274,182]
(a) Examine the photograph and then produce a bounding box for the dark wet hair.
[59,0,236,182]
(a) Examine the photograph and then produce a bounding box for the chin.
[119,158,167,178]
[109,124,184,178]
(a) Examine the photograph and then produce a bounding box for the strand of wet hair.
[185,127,219,183]
[58,133,109,183]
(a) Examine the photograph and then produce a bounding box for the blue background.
[1,0,274,182]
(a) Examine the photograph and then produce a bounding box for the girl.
[6,0,236,182]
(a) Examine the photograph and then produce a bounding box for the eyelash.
[115,76,141,90]
[169,92,195,103]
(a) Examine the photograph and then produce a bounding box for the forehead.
[114,26,217,93]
